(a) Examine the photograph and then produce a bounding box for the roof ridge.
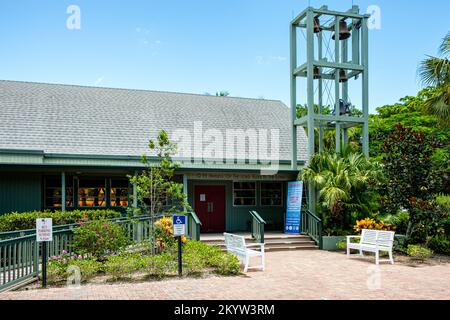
[0,79,284,104]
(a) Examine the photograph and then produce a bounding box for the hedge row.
[0,210,122,233]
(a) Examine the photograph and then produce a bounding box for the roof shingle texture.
[0,80,308,162]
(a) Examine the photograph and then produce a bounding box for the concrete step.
[201,235,311,244]
[201,234,319,252]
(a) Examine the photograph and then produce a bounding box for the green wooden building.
[0,80,308,233]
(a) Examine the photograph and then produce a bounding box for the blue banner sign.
[285,181,303,234]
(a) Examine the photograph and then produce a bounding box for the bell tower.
[290,6,370,213]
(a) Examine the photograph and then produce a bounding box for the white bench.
[347,229,395,265]
[223,233,265,272]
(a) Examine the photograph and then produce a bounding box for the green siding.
[188,180,286,232]
[0,173,42,215]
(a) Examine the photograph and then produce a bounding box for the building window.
[260,182,283,206]
[44,176,74,208]
[233,182,256,206]
[110,179,130,207]
[78,178,106,207]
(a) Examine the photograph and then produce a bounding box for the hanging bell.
[332,20,351,40]
[339,69,348,83]
[313,66,321,79]
[313,17,322,33]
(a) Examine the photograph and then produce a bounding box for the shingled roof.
[0,80,307,163]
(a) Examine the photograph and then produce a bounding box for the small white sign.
[173,215,186,237]
[200,194,206,202]
[36,218,53,242]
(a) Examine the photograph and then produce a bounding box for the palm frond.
[439,31,450,57]
[418,56,450,86]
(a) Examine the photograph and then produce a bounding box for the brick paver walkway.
[1,251,449,300]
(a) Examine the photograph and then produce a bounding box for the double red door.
[194,185,226,233]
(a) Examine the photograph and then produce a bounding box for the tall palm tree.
[418,31,450,124]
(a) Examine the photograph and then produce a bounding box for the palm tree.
[301,151,384,231]
[418,31,450,124]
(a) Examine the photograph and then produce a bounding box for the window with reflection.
[78,178,106,207]
[260,182,283,206]
[233,182,256,206]
[44,176,74,208]
[110,179,130,207]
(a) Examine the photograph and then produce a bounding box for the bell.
[314,17,322,33]
[332,20,351,40]
[331,99,352,116]
[339,99,352,115]
[313,66,321,79]
[339,69,348,83]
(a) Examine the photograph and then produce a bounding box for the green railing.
[301,210,323,249]
[249,211,266,243]
[187,212,202,241]
[0,234,39,293]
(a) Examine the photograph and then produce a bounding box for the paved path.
[1,251,450,300]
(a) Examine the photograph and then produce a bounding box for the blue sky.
[0,0,448,113]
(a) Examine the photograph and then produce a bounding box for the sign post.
[172,215,186,277]
[285,181,303,234]
[36,218,53,288]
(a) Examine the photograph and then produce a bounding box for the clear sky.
[0,0,449,113]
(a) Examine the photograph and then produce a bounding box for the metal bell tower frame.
[290,6,370,213]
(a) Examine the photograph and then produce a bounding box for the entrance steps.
[201,233,319,252]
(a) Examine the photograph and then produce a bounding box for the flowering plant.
[72,220,129,259]
[154,216,187,250]
[354,218,395,233]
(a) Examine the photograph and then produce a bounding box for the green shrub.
[427,235,450,255]
[208,253,241,276]
[72,220,129,259]
[47,252,101,284]
[184,240,240,275]
[103,253,146,279]
[379,211,410,235]
[144,252,178,278]
[407,245,433,261]
[0,209,121,232]
[336,240,347,250]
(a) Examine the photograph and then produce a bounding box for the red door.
[194,185,226,233]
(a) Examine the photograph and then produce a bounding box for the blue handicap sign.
[173,215,186,236]
[173,215,186,225]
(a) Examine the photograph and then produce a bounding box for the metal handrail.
[249,211,266,243]
[301,210,323,249]
[187,212,202,241]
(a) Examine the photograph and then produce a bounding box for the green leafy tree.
[301,151,384,234]
[130,130,190,217]
[380,124,445,240]
[216,91,230,97]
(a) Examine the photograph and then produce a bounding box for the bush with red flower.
[72,220,129,260]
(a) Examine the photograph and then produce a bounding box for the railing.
[0,234,39,293]
[249,211,266,243]
[187,212,202,241]
[301,210,323,249]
